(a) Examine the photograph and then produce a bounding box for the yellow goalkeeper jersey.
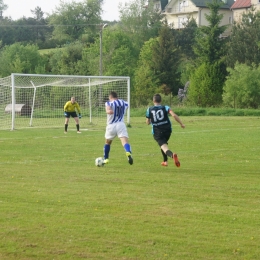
[64,101,81,113]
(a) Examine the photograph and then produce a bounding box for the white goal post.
[0,73,130,130]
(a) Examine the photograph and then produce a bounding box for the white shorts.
[105,122,129,140]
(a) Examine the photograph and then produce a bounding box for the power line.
[0,23,101,28]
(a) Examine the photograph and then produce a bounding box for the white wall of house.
[251,0,260,7]
[165,0,233,33]
[232,8,248,22]
[164,0,197,15]
[200,8,232,26]
[164,0,198,28]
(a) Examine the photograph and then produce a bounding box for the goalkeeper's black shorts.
[153,127,172,147]
[65,112,77,118]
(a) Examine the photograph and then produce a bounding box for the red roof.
[231,0,251,9]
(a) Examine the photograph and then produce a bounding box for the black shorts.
[65,112,78,118]
[153,128,172,147]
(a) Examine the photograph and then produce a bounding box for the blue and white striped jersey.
[105,99,128,124]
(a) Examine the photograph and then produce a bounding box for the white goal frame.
[0,73,130,130]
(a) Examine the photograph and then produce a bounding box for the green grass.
[0,117,259,259]
[38,48,62,55]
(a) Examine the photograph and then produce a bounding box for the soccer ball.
[95,157,104,167]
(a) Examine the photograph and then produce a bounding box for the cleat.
[173,153,180,167]
[64,131,67,134]
[126,152,133,165]
[103,159,109,164]
[77,131,81,134]
[161,161,168,166]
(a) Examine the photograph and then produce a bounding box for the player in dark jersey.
[146,94,185,167]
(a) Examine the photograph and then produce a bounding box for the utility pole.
[99,23,107,76]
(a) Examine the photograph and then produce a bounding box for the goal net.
[0,74,130,130]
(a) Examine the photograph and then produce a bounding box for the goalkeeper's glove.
[78,113,82,119]
[64,111,68,117]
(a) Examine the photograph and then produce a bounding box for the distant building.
[231,0,260,22]
[150,0,234,36]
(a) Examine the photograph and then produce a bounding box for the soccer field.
[0,117,259,260]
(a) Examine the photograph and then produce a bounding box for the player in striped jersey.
[146,94,185,167]
[103,91,133,165]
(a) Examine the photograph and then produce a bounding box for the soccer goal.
[0,73,130,130]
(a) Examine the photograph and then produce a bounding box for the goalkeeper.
[64,97,81,133]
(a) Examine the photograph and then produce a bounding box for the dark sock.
[166,150,173,158]
[104,144,110,159]
[65,124,68,131]
[161,149,168,162]
[76,124,79,131]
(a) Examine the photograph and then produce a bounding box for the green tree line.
[0,0,260,108]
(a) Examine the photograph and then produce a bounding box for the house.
[152,0,234,35]
[231,0,260,22]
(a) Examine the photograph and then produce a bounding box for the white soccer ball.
[95,157,104,167]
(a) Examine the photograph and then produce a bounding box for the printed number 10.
[151,109,164,122]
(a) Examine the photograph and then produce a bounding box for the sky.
[4,0,127,21]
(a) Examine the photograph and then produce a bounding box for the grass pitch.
[0,117,259,260]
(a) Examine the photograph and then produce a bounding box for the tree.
[188,61,226,106]
[226,9,260,68]
[79,29,138,77]
[48,42,86,75]
[0,43,45,77]
[133,38,160,106]
[134,26,182,106]
[151,26,181,95]
[102,30,138,77]
[31,6,44,21]
[223,63,260,108]
[119,0,163,51]
[189,0,227,106]
[0,0,7,17]
[193,0,227,64]
[0,17,15,46]
[0,7,54,48]
[0,1,12,46]
[30,7,53,47]
[13,17,41,43]
[176,17,198,61]
[48,0,103,44]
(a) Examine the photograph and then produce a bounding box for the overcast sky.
[4,0,127,21]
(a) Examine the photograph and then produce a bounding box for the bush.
[223,63,260,109]
[188,62,225,107]
[130,107,260,117]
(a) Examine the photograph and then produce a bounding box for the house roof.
[161,0,169,10]
[230,0,251,9]
[191,0,235,9]
[164,0,235,10]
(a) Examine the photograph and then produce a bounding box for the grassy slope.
[38,48,60,55]
[0,117,259,259]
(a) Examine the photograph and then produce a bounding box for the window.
[179,0,188,11]
[178,16,188,28]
